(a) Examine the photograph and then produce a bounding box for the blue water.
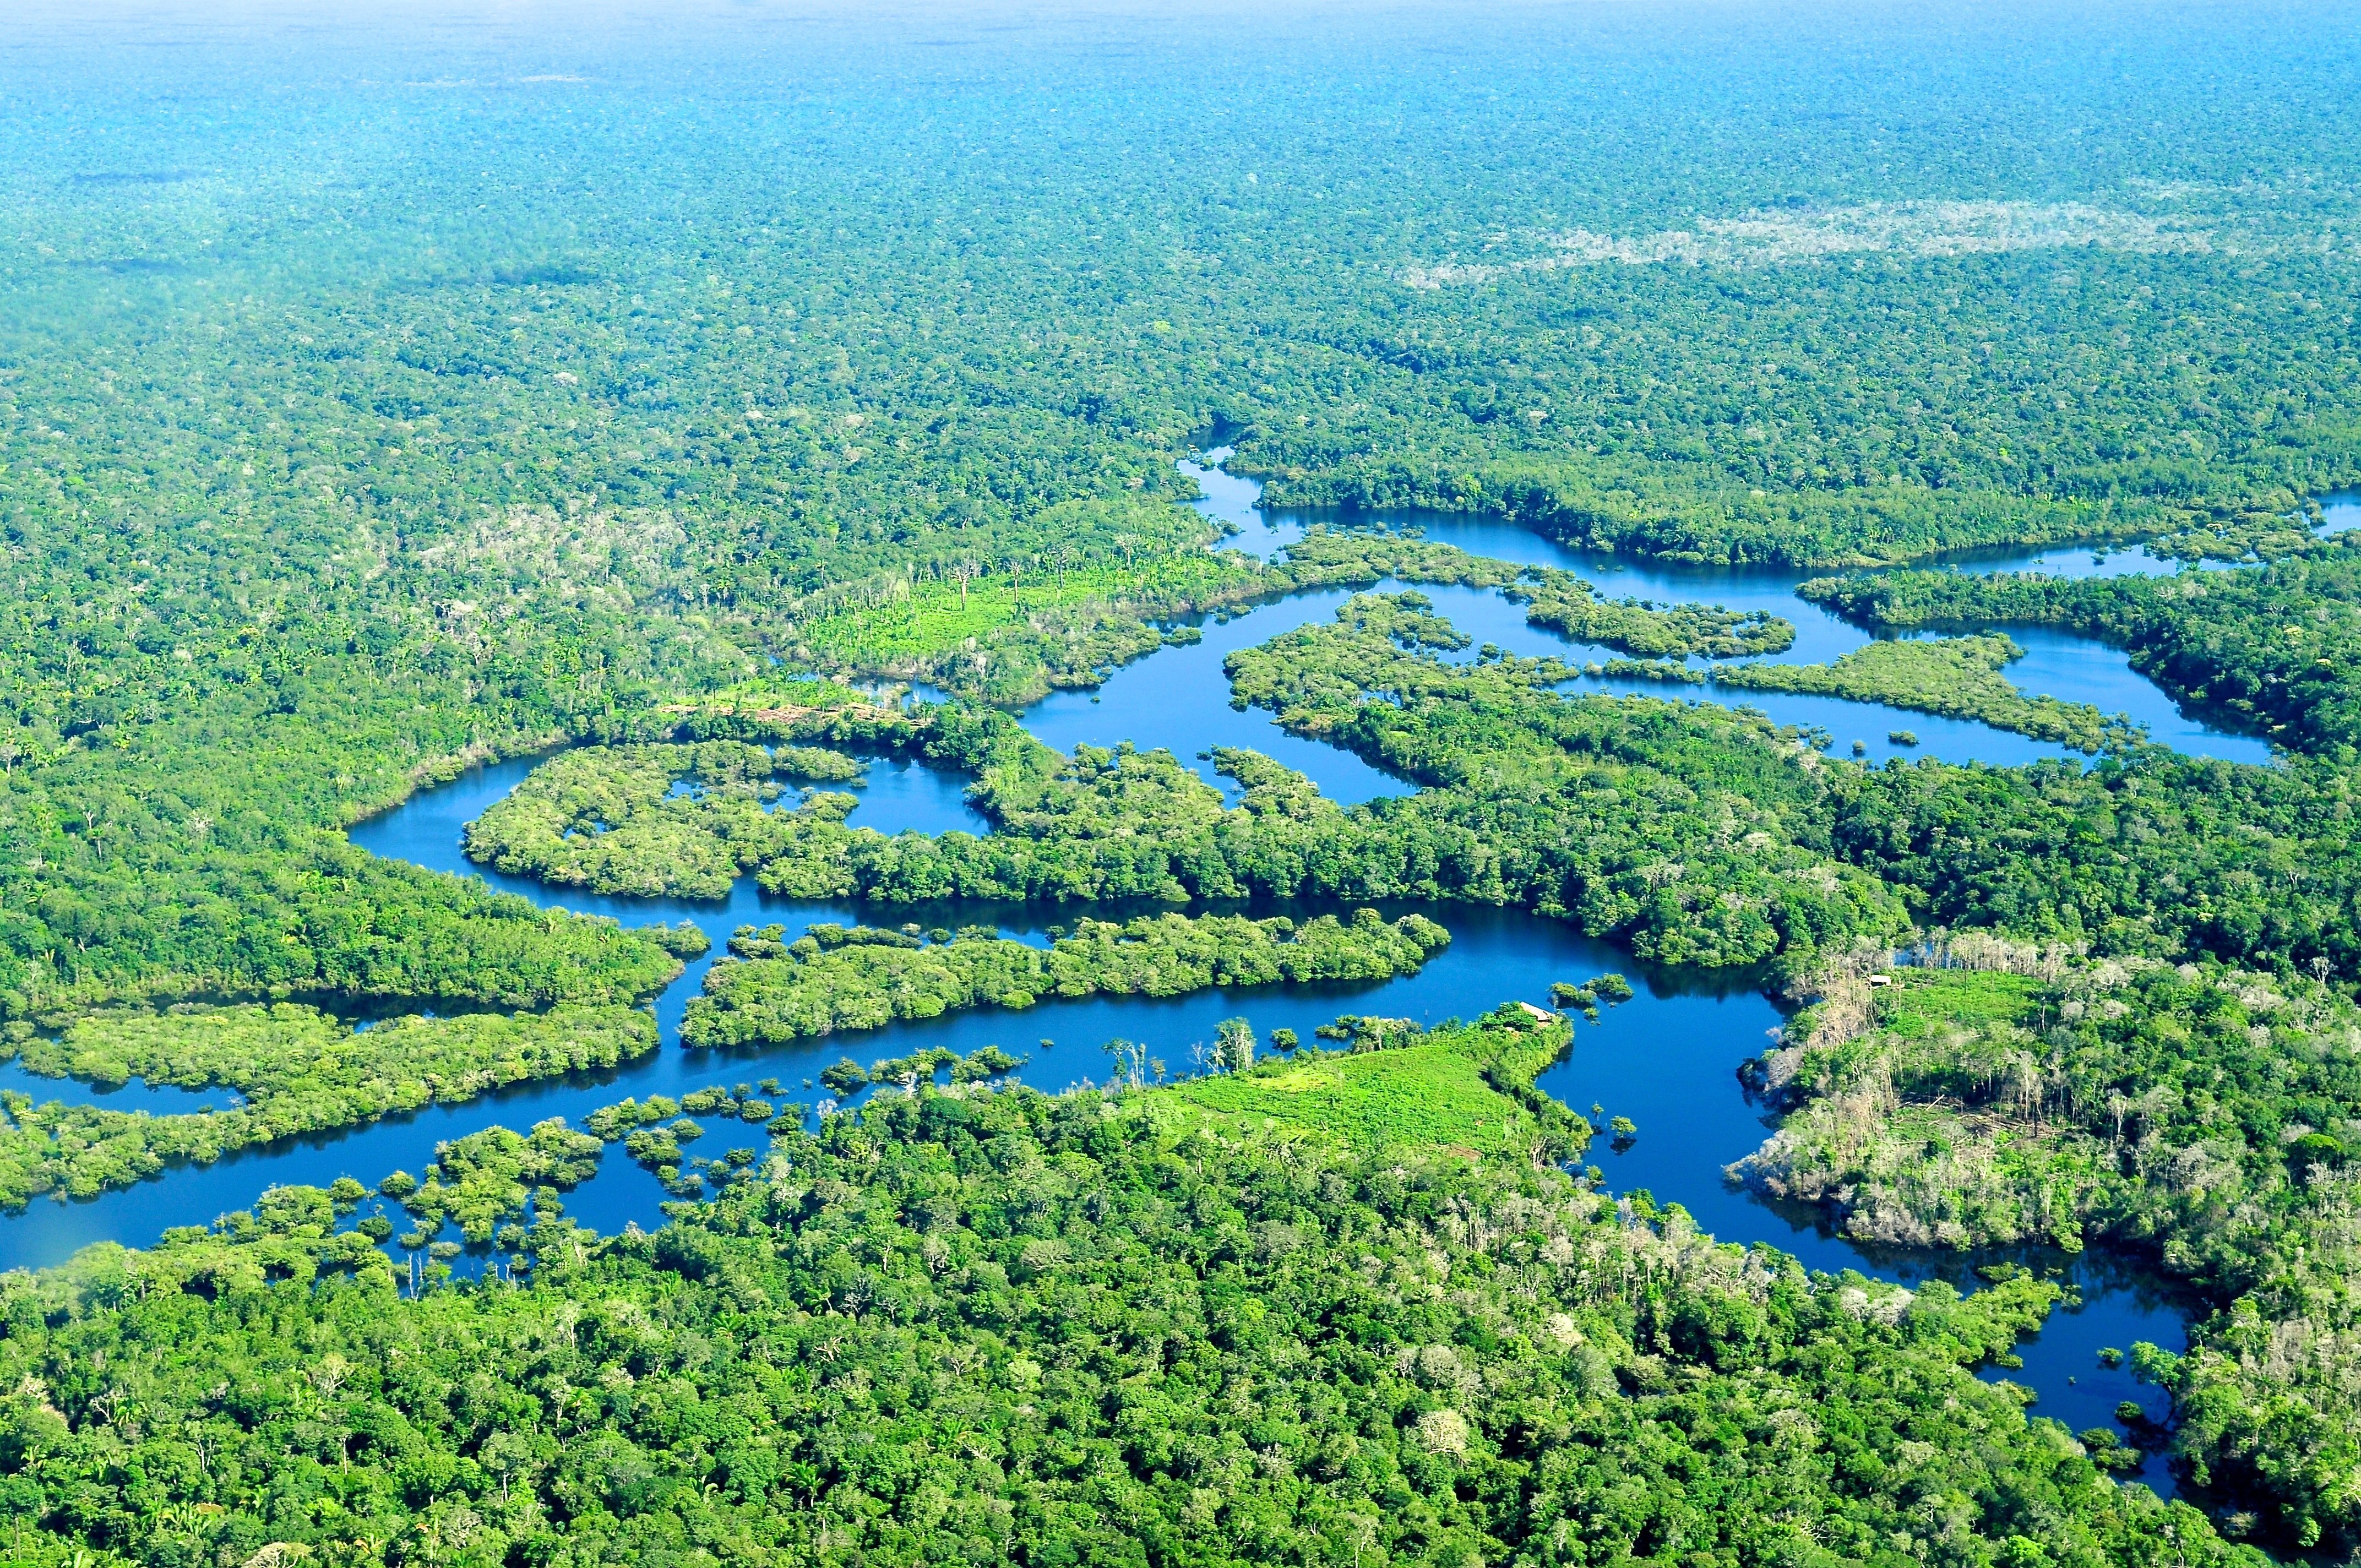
[1190,446,1299,559]
[1537,983,2186,1487]
[1206,464,2283,768]
[1025,586,1419,805]
[839,753,993,836]
[0,1059,227,1114]
[8,472,2294,1485]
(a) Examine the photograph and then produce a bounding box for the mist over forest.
[1,2,2359,1562]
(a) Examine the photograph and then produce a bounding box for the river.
[4,464,2327,1487]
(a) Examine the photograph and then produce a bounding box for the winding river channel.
[6,468,2355,1487]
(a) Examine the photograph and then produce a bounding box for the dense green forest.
[2,0,2358,1017]
[2,0,2360,1558]
[1732,950,2361,1548]
[680,910,1450,1050]
[1803,539,2361,754]
[0,1014,2265,1568]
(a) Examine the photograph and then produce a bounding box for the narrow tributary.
[4,466,2326,1487]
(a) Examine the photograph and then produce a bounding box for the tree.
[1217,1016,1256,1074]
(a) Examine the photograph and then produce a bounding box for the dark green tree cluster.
[681,909,1450,1050]
[0,1003,654,1211]
[1803,541,2361,754]
[0,1043,2257,1567]
[1825,750,2361,977]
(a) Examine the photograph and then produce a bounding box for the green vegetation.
[0,4,2348,1028]
[681,909,1450,1049]
[1233,595,2361,984]
[1733,951,2361,1546]
[1223,594,1910,967]
[392,1118,607,1245]
[709,596,1899,968]
[777,496,1259,705]
[3,4,2361,1554]
[0,1009,2259,1567]
[1269,527,1799,658]
[0,807,685,1020]
[769,745,866,783]
[0,1003,652,1210]
[771,518,1802,706]
[720,587,2361,988]
[1516,577,1796,658]
[1711,635,2121,752]
[511,633,1898,975]
[1826,749,2361,978]
[1550,970,1634,1016]
[1804,542,2361,753]
[1156,1004,1589,1158]
[463,739,810,898]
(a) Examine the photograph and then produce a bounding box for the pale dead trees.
[1103,1036,1150,1087]
[1217,1016,1256,1074]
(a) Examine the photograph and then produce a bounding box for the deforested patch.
[1402,199,2221,286]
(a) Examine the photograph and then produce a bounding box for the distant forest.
[2,2,2360,1562]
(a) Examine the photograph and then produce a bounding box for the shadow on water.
[0,1059,227,1114]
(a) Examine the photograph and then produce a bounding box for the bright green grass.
[1151,1020,1562,1158]
[791,555,1260,667]
[1879,967,2047,1036]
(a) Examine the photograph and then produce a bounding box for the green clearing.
[1155,1009,1576,1160]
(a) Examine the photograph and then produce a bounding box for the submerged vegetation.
[1,0,2359,1556]
[0,1012,2264,1567]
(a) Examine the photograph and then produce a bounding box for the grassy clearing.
[789,555,1260,671]
[1150,1008,1577,1160]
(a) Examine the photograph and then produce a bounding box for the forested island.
[2,1,2360,1562]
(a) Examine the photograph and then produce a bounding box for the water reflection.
[840,753,992,836]
[0,1059,226,1114]
[2318,489,2361,537]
